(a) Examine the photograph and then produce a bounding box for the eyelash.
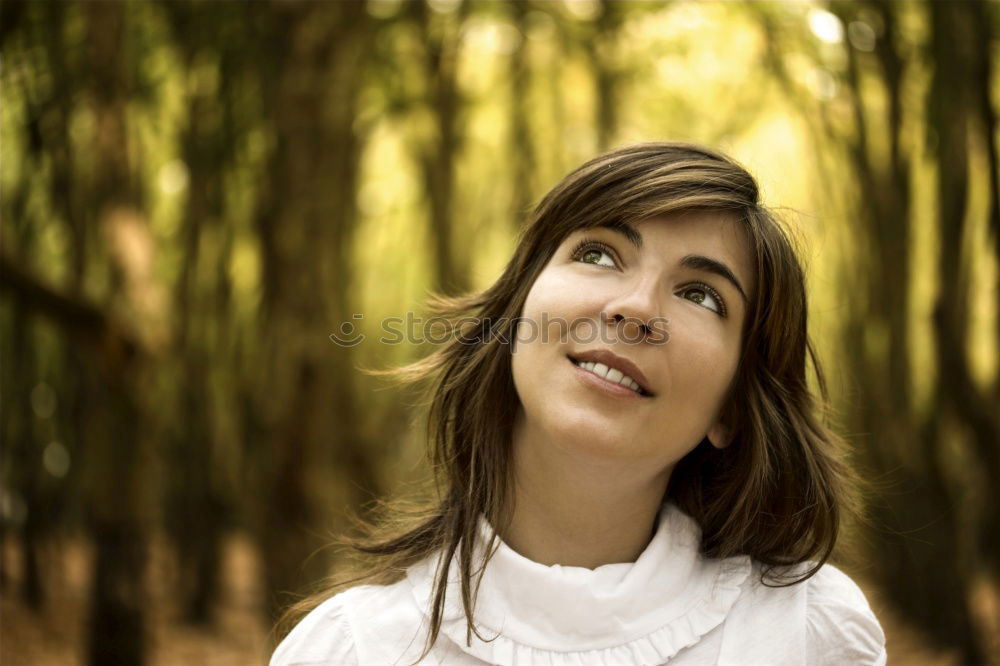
[570,238,620,268]
[569,237,729,318]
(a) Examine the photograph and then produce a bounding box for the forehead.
[639,212,749,258]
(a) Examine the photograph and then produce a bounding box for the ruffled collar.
[405,503,751,664]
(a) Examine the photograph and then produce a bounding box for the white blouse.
[270,504,887,665]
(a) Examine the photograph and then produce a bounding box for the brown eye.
[582,249,612,266]
[572,239,618,269]
[681,284,726,317]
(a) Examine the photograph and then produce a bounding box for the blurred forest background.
[1,0,998,664]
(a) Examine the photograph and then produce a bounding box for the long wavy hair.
[274,141,859,657]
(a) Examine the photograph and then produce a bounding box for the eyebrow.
[599,222,750,304]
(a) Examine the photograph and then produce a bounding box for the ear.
[706,421,733,449]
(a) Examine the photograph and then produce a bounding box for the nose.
[601,277,668,344]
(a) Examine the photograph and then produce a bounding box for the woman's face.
[510,211,755,472]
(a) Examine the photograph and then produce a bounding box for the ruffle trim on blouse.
[433,554,752,665]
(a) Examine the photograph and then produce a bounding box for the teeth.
[574,359,643,395]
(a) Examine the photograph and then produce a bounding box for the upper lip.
[567,349,655,396]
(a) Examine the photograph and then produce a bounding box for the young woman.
[270,142,887,665]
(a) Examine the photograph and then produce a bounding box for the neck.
[500,411,673,569]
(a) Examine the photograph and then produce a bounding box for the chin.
[543,410,646,459]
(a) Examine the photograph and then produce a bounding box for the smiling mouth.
[567,355,652,397]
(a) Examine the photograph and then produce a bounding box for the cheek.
[510,319,552,422]
[516,270,598,348]
[511,272,581,408]
[522,270,573,314]
[666,327,740,401]
[511,285,548,384]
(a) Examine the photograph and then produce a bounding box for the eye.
[680,283,727,317]
[571,238,619,269]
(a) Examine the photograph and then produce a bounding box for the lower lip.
[568,357,648,400]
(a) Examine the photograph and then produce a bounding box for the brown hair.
[274,141,858,656]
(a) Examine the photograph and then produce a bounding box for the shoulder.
[268,586,377,666]
[720,560,886,665]
[804,563,887,666]
[269,579,432,666]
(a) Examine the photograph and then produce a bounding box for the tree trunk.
[250,0,379,622]
[412,0,470,296]
[82,3,151,663]
[508,0,535,232]
[925,3,998,656]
